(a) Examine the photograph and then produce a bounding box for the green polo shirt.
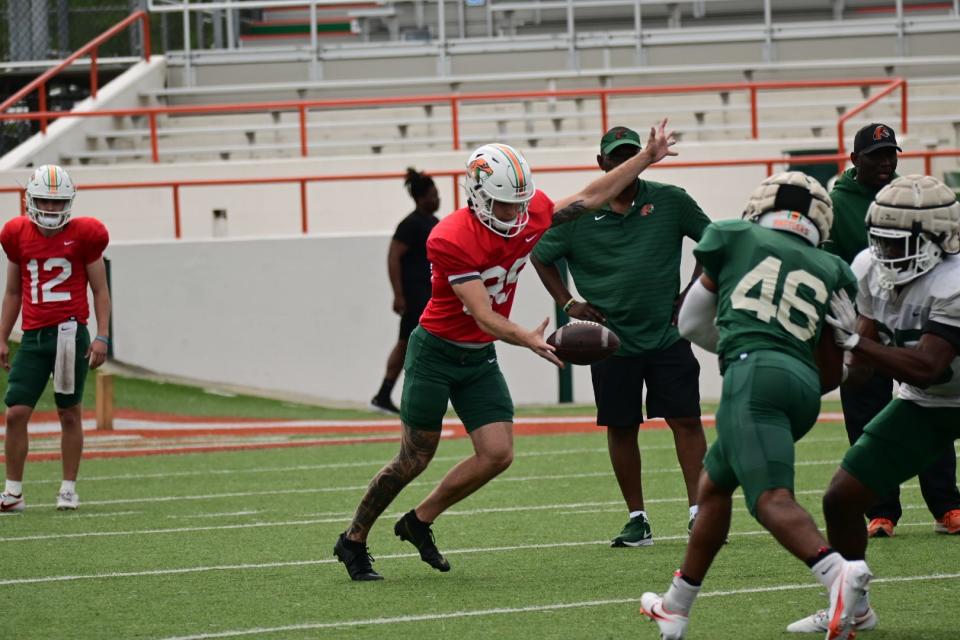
[533,179,711,355]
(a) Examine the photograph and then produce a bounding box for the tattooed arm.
[550,200,590,227]
[550,118,677,224]
[345,426,441,541]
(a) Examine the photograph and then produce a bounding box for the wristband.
[94,335,110,346]
[562,298,576,313]
[842,333,860,351]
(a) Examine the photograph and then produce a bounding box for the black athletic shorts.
[399,289,431,340]
[591,338,701,427]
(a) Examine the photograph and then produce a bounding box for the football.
[546,321,621,365]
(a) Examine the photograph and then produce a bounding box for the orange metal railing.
[837,77,909,170]
[0,77,907,164]
[3,148,954,240]
[0,11,151,134]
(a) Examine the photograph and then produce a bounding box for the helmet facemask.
[868,225,943,290]
[27,195,73,229]
[464,144,535,238]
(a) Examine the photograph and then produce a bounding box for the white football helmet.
[25,164,76,229]
[464,143,535,237]
[866,174,960,289]
[742,171,833,246]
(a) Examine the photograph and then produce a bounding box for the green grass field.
[3,422,958,639]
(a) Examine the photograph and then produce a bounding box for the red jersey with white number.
[0,216,109,330]
[419,190,554,343]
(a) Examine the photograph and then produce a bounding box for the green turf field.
[3,423,958,639]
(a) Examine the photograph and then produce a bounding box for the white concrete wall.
[100,233,638,405]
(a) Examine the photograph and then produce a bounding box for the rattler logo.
[469,158,494,181]
[873,126,891,141]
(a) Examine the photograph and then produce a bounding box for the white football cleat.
[640,592,689,640]
[787,607,878,633]
[56,490,79,510]
[0,492,25,513]
[826,560,873,640]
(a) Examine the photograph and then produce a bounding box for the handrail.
[0,77,905,162]
[836,77,909,170]
[3,148,955,240]
[0,11,151,134]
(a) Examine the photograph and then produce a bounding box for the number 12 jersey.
[0,216,109,330]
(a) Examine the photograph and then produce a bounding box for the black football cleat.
[334,533,384,581]
[394,510,451,572]
[369,396,400,415]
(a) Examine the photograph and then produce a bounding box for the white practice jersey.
[852,250,960,408]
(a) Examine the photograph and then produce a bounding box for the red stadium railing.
[0,77,907,163]
[837,78,909,168]
[0,11,151,134]
[2,148,955,239]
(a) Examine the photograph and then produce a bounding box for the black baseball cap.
[853,123,902,155]
[600,126,642,155]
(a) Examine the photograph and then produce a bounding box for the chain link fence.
[0,0,149,62]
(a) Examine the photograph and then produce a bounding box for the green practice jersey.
[533,180,710,354]
[694,220,856,372]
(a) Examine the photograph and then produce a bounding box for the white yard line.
[24,447,617,484]
[24,435,863,485]
[0,484,925,543]
[155,571,960,640]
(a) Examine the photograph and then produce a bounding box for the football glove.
[825,290,860,350]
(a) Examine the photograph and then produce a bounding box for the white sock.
[5,480,22,496]
[629,510,647,520]
[60,480,76,494]
[810,551,844,590]
[689,505,699,518]
[663,571,700,615]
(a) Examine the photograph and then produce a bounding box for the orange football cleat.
[934,509,960,535]
[866,517,895,538]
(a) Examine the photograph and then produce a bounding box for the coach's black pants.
[841,372,960,522]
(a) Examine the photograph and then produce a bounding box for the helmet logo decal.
[469,158,493,181]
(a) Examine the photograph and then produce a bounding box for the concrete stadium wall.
[99,232,706,406]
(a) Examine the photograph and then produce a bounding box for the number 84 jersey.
[852,250,960,407]
[0,216,109,330]
[419,191,554,343]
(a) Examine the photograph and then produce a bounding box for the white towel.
[53,320,77,395]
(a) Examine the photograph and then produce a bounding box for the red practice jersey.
[0,216,109,330]
[419,190,554,343]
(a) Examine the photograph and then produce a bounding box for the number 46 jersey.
[694,219,856,372]
[419,191,554,343]
[0,216,109,330]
